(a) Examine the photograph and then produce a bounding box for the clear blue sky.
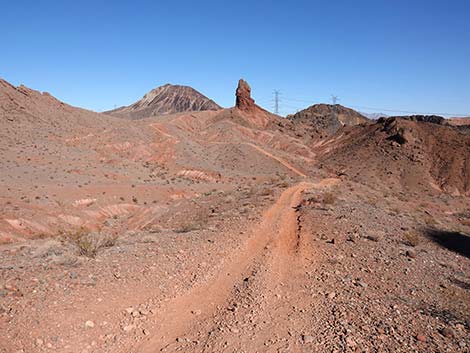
[2,0,469,116]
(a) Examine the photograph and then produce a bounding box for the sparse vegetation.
[175,223,201,233]
[403,231,420,247]
[143,223,162,233]
[61,228,118,258]
[259,187,274,197]
[322,191,337,205]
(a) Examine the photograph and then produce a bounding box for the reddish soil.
[1,78,469,353]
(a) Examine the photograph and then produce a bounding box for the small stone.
[302,334,315,344]
[440,327,454,338]
[416,334,427,342]
[367,234,380,242]
[327,292,336,299]
[346,336,357,347]
[143,328,150,336]
[123,324,135,332]
[85,321,95,328]
[406,250,417,259]
[356,280,368,288]
[35,338,44,347]
[125,307,134,314]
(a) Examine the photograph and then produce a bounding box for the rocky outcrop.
[106,84,221,120]
[235,79,256,111]
[288,104,369,137]
[381,115,446,125]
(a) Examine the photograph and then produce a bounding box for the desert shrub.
[322,191,337,205]
[175,223,201,233]
[143,223,162,233]
[403,232,420,247]
[100,233,119,248]
[260,187,274,196]
[62,228,118,258]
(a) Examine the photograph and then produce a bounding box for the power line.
[342,104,470,117]
[280,95,470,117]
[331,95,339,121]
[282,97,316,103]
[262,90,470,117]
[273,90,281,115]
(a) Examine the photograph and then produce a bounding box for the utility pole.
[274,90,280,115]
[331,95,339,121]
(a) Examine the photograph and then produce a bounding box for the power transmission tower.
[273,90,281,115]
[331,95,339,121]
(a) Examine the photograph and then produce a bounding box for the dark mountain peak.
[106,83,221,120]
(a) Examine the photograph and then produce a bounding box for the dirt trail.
[138,180,337,352]
[150,123,181,143]
[245,143,307,178]
[149,119,307,178]
[194,138,308,178]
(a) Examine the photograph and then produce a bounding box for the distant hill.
[447,116,470,126]
[361,112,389,120]
[316,116,470,195]
[287,103,370,137]
[383,115,470,134]
[105,84,221,119]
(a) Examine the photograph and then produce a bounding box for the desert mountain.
[105,83,221,119]
[0,78,313,243]
[447,116,470,134]
[361,112,389,120]
[387,114,470,134]
[0,78,117,146]
[447,116,470,126]
[1,77,469,353]
[316,116,470,195]
[287,103,370,137]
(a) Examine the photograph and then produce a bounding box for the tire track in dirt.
[138,179,338,352]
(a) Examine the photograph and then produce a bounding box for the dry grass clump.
[62,228,118,258]
[259,187,274,197]
[322,191,337,205]
[174,211,209,234]
[175,223,201,233]
[142,223,162,233]
[402,231,420,247]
